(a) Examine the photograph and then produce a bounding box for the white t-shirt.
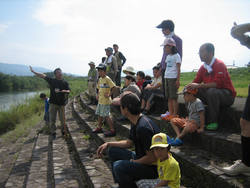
[164,53,182,78]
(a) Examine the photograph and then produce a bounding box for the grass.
[0,114,42,143]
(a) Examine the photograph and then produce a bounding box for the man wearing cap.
[113,44,127,86]
[186,43,236,130]
[96,92,160,188]
[104,47,118,82]
[156,19,183,98]
[87,61,98,105]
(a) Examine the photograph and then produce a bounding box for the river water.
[0,91,42,111]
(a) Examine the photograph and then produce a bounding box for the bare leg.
[173,99,179,117]
[98,116,103,129]
[141,99,146,109]
[106,116,115,131]
[168,98,174,115]
[241,118,250,137]
[177,126,190,140]
[145,101,152,110]
[170,119,181,136]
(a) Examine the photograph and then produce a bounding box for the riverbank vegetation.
[0,75,87,135]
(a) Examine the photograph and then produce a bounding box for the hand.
[61,90,68,93]
[197,127,204,133]
[186,83,199,91]
[104,93,110,98]
[96,143,108,157]
[231,22,241,39]
[175,81,180,89]
[92,83,95,87]
[96,95,99,100]
[29,65,34,72]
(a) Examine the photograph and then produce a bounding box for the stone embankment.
[0,92,249,188]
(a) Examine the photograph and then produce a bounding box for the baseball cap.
[88,61,95,65]
[150,133,171,149]
[160,38,176,47]
[116,92,141,109]
[105,47,113,53]
[177,88,198,95]
[156,20,174,29]
[96,63,107,71]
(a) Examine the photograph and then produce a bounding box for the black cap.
[121,92,141,109]
[96,63,107,71]
[156,20,175,30]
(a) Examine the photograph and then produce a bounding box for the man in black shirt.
[97,92,160,188]
[30,66,70,138]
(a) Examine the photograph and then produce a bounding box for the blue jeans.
[108,147,158,188]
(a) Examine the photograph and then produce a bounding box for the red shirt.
[137,79,145,89]
[193,58,236,98]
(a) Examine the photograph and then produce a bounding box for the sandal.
[206,123,218,130]
[171,138,185,146]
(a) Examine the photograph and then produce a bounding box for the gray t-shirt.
[188,98,205,126]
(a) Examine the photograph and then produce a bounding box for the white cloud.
[0,24,8,34]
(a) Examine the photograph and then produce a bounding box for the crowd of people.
[29,20,250,188]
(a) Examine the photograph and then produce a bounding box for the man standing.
[97,92,160,188]
[156,20,183,98]
[30,66,70,138]
[104,47,118,82]
[87,61,98,105]
[113,44,126,86]
[186,43,236,130]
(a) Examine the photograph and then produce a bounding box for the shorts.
[165,78,178,99]
[242,93,250,121]
[171,117,199,133]
[95,104,111,117]
[136,178,171,188]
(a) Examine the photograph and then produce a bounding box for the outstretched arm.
[30,65,46,79]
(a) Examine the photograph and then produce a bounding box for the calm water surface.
[0,91,41,111]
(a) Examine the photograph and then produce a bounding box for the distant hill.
[0,63,80,77]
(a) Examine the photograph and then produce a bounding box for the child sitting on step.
[91,63,117,137]
[136,132,181,188]
[170,88,205,146]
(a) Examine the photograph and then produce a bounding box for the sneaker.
[223,160,250,176]
[161,111,169,118]
[104,130,116,137]
[91,128,103,133]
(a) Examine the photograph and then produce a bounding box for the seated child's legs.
[184,120,199,134]
[170,118,186,136]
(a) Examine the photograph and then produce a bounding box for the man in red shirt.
[186,43,236,130]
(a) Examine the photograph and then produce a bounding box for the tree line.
[0,72,87,93]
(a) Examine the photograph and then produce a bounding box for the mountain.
[0,63,80,77]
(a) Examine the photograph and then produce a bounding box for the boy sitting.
[140,65,164,114]
[170,88,205,146]
[136,132,181,188]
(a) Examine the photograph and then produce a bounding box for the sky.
[0,0,250,76]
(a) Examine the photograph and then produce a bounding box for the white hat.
[123,66,135,74]
[160,38,176,47]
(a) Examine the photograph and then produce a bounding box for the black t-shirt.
[128,114,160,159]
[44,76,70,105]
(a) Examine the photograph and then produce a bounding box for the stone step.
[66,95,119,187]
[1,121,43,188]
[26,133,53,188]
[80,92,250,188]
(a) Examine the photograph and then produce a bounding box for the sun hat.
[105,47,113,53]
[88,61,95,65]
[123,66,135,74]
[160,38,176,47]
[150,133,171,149]
[96,63,107,71]
[177,88,198,95]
